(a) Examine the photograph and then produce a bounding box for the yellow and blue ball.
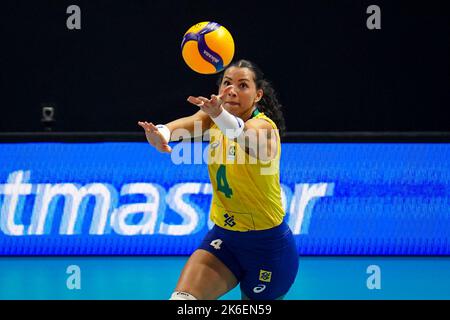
[181,21,235,74]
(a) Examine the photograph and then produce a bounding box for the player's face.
[219,67,263,118]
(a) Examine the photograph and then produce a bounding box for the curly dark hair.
[217,59,286,135]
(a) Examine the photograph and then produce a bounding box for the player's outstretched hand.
[137,121,172,153]
[187,85,234,118]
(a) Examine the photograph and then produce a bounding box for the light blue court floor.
[0,257,449,299]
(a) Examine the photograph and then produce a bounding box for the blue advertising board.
[0,142,449,255]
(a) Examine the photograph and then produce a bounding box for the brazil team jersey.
[207,109,285,231]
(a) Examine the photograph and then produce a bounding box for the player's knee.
[169,291,198,300]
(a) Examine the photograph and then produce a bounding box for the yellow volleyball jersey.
[207,109,285,231]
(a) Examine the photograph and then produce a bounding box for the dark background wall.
[1,0,449,132]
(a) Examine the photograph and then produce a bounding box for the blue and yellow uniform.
[198,108,299,300]
[208,109,284,231]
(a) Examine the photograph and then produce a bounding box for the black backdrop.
[1,0,449,133]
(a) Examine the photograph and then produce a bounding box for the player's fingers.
[198,96,210,102]
[139,122,153,132]
[187,96,205,106]
[139,122,171,153]
[143,122,157,133]
[162,144,172,153]
[210,94,223,106]
[218,85,234,99]
[197,97,211,106]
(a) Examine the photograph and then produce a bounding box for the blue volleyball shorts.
[198,221,299,300]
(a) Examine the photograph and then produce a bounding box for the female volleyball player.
[138,60,298,300]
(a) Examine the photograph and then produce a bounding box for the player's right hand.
[187,85,234,118]
[137,121,172,153]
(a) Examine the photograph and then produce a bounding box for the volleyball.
[181,21,235,74]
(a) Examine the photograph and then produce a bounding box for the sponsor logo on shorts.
[259,270,272,282]
[253,284,266,293]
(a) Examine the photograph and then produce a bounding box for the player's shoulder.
[248,112,278,130]
[246,117,273,131]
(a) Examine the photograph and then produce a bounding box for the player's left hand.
[187,85,234,118]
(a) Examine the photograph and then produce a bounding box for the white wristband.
[156,124,171,142]
[212,108,245,139]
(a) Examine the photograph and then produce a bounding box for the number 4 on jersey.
[216,165,233,198]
